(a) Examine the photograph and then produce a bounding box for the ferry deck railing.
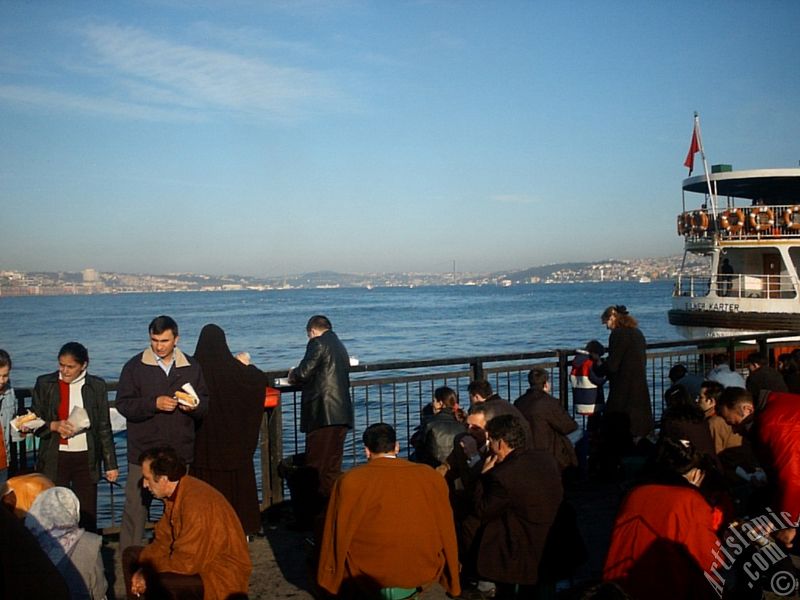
[674,274,797,300]
[8,330,798,534]
[679,204,800,241]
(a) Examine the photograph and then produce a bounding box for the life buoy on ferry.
[749,206,775,231]
[692,211,709,232]
[683,212,694,233]
[783,205,800,230]
[719,208,745,234]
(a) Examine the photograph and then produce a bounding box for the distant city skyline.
[2,2,799,277]
[1,254,694,297]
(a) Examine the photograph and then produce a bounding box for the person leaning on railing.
[191,323,270,537]
[287,315,353,526]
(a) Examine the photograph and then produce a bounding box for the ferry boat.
[669,166,800,338]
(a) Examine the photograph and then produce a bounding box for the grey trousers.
[120,462,147,553]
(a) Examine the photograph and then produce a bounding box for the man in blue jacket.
[116,315,208,552]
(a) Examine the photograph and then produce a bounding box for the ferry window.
[790,248,800,271]
[721,251,795,299]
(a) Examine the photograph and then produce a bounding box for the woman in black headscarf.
[192,324,269,535]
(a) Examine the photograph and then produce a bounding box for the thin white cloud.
[0,84,199,122]
[81,23,341,119]
[358,50,407,68]
[429,30,465,51]
[0,21,348,123]
[490,194,539,206]
[188,22,321,59]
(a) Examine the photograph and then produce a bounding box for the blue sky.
[2,1,799,277]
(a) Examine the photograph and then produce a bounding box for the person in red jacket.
[717,387,800,549]
[603,438,720,600]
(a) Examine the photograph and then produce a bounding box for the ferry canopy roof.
[683,168,800,202]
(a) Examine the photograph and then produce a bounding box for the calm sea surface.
[1,280,677,387]
[1,281,679,526]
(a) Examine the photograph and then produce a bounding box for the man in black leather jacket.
[289,315,353,505]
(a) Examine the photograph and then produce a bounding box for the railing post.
[470,359,484,382]
[557,349,570,411]
[727,339,737,371]
[758,336,770,364]
[12,389,29,474]
[259,405,284,510]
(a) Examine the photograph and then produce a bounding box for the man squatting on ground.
[124,446,251,600]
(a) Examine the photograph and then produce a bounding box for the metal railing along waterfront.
[8,330,800,533]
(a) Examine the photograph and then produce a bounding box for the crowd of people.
[2,305,800,599]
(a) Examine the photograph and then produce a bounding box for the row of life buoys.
[679,206,800,235]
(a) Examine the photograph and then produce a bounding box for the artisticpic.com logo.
[705,508,799,597]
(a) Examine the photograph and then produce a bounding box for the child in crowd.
[0,349,17,486]
[570,340,606,476]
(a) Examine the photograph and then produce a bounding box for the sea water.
[0,280,677,525]
[1,280,676,386]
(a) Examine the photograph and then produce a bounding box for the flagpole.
[694,112,718,222]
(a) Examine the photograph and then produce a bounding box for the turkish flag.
[684,125,700,174]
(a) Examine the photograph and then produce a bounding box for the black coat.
[746,366,788,401]
[660,407,721,471]
[464,449,563,585]
[32,372,118,483]
[192,324,271,534]
[414,408,466,467]
[193,324,269,469]
[290,330,353,433]
[596,327,654,438]
[514,389,578,470]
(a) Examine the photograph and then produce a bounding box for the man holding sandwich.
[116,315,208,552]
